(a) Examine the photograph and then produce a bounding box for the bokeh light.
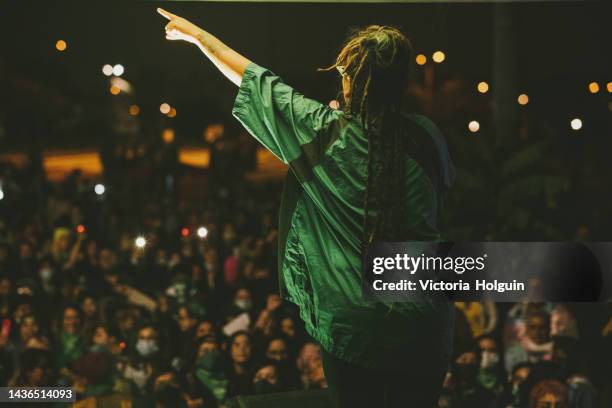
[197,227,209,238]
[162,128,175,144]
[135,236,147,248]
[102,64,113,76]
[570,118,582,130]
[55,40,67,52]
[468,121,480,133]
[432,51,446,63]
[110,85,120,95]
[588,82,599,94]
[112,64,125,76]
[94,184,105,195]
[167,107,177,118]
[517,94,529,106]
[477,82,489,94]
[415,54,427,66]
[129,105,140,116]
[160,103,171,114]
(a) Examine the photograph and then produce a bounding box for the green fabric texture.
[232,63,454,369]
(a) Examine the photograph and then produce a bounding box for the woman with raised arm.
[158,8,455,408]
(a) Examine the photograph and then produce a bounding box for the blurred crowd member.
[505,309,552,372]
[529,379,568,408]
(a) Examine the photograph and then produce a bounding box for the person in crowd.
[190,335,227,407]
[505,309,552,372]
[506,362,533,408]
[122,324,165,407]
[226,330,254,398]
[476,335,505,399]
[528,379,569,408]
[55,305,85,384]
[550,304,579,339]
[296,342,326,389]
[444,347,496,408]
[253,359,284,395]
[552,336,597,408]
[9,348,54,387]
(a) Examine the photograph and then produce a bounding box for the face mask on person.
[234,299,252,311]
[254,379,281,394]
[197,349,223,373]
[136,339,159,357]
[480,351,500,369]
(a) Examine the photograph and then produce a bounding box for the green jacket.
[233,63,455,369]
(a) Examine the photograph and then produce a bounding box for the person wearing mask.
[122,324,164,408]
[476,335,505,399]
[229,287,253,317]
[191,335,227,407]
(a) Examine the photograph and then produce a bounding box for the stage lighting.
[94,184,106,195]
[517,94,529,106]
[432,51,445,63]
[477,82,489,94]
[588,82,599,94]
[135,236,147,248]
[102,64,113,76]
[570,118,582,130]
[181,227,190,237]
[468,121,480,133]
[160,103,171,114]
[415,54,427,66]
[113,64,125,76]
[76,224,86,234]
[197,226,208,238]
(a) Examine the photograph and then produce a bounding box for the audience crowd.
[0,154,611,408]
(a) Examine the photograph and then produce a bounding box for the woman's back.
[233,62,454,370]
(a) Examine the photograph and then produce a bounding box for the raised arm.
[157,8,252,86]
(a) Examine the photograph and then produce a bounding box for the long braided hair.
[321,26,414,248]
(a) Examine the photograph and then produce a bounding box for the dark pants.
[321,349,445,408]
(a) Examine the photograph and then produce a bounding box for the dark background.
[0,1,610,240]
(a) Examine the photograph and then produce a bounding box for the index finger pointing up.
[157,8,177,20]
